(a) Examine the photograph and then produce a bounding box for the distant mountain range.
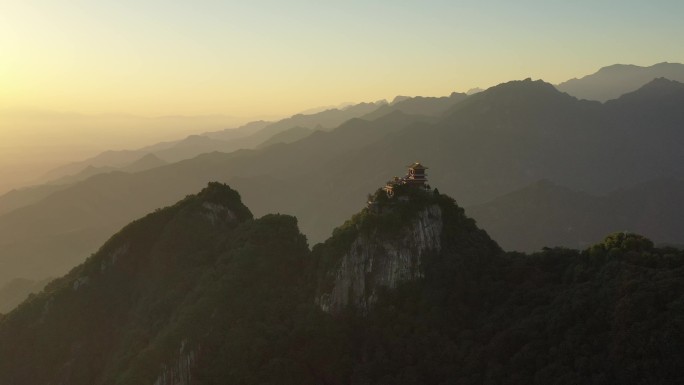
[0,110,257,195]
[35,92,471,187]
[38,101,387,184]
[0,154,168,216]
[361,92,468,121]
[30,62,684,187]
[556,62,684,101]
[51,153,168,186]
[1,103,389,214]
[1,69,684,292]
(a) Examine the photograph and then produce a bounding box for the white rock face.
[201,202,237,224]
[318,204,443,313]
[72,276,90,291]
[153,341,197,385]
[100,243,130,272]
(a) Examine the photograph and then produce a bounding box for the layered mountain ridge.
[2,76,684,297]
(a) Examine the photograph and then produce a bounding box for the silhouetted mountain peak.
[637,77,684,92]
[136,153,164,162]
[595,63,640,74]
[474,78,578,107]
[121,153,167,172]
[556,62,684,101]
[391,95,411,104]
[363,92,470,121]
[66,182,253,289]
[180,134,217,145]
[489,78,567,97]
[446,78,582,119]
[608,78,684,106]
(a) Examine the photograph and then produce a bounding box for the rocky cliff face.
[153,342,197,385]
[317,204,443,313]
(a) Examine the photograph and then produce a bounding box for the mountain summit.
[314,175,500,313]
[0,182,256,384]
[607,77,684,105]
[556,62,684,101]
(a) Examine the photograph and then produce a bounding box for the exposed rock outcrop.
[153,342,197,385]
[318,204,443,313]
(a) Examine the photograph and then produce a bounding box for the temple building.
[404,162,428,186]
[383,162,429,197]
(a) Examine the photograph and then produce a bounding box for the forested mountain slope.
[1,183,683,384]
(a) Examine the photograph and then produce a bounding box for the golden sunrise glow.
[2,1,682,117]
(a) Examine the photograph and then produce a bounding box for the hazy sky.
[2,0,683,117]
